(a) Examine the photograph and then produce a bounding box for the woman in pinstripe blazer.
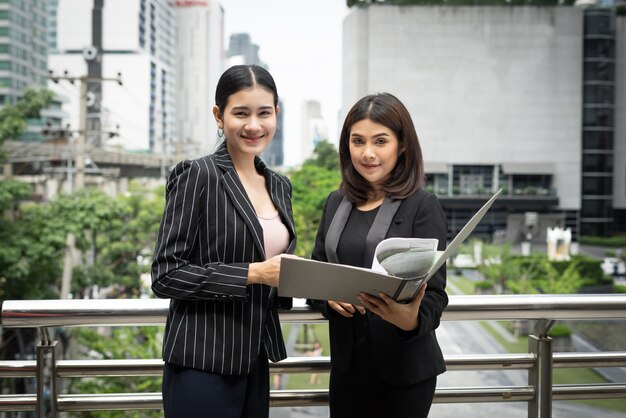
[151,65,296,418]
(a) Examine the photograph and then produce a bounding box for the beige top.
[258,212,290,258]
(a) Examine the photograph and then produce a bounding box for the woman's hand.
[328,300,366,318]
[357,284,427,331]
[248,254,289,287]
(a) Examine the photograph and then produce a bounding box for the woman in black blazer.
[151,65,296,418]
[311,93,448,418]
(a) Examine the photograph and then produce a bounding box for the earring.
[217,127,224,137]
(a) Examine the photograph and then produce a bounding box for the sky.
[221,0,350,167]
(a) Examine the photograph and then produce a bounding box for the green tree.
[304,140,340,171]
[67,326,163,418]
[0,88,53,148]
[290,141,341,257]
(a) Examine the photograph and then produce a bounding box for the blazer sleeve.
[151,160,248,301]
[409,191,449,339]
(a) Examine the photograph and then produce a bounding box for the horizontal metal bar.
[0,395,36,412]
[55,386,539,412]
[445,353,535,370]
[553,383,626,400]
[22,384,626,413]
[433,386,535,403]
[553,352,626,368]
[3,294,626,328]
[58,359,164,377]
[58,393,162,412]
[0,360,36,378]
[55,353,538,378]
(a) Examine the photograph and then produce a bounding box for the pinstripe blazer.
[151,143,296,375]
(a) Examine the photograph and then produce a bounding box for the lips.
[361,163,380,169]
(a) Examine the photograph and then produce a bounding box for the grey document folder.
[278,189,502,305]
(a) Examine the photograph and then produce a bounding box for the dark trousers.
[162,350,269,418]
[330,365,437,418]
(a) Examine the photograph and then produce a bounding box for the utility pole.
[47,71,123,190]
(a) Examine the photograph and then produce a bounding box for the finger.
[354,305,366,315]
[378,292,395,305]
[338,302,356,314]
[329,301,353,318]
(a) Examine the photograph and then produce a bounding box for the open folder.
[278,189,502,305]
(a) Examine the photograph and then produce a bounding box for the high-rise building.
[0,0,48,106]
[300,99,328,164]
[47,0,177,152]
[226,32,283,167]
[174,0,225,157]
[343,4,625,238]
[0,0,68,142]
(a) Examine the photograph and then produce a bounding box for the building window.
[583,130,613,149]
[582,153,613,173]
[584,83,614,105]
[582,176,613,195]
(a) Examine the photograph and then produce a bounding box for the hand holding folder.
[278,189,502,305]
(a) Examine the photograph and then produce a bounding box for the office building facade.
[343,5,625,238]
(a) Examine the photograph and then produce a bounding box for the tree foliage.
[67,326,163,418]
[0,88,54,146]
[290,141,341,257]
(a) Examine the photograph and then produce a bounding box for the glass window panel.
[583,107,614,127]
[583,130,613,150]
[584,84,614,105]
[582,153,613,172]
[582,176,613,195]
[584,38,615,58]
[581,199,612,218]
[585,14,612,35]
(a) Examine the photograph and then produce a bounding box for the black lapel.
[363,197,402,268]
[324,196,401,267]
[324,196,353,264]
[214,143,266,260]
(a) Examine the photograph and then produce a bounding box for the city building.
[227,32,284,167]
[0,0,67,141]
[342,4,625,239]
[47,0,177,153]
[300,99,328,164]
[174,0,225,158]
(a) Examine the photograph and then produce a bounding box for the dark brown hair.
[339,93,425,204]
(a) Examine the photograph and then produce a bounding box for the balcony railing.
[1,294,626,418]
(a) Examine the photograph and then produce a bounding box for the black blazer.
[151,143,296,375]
[311,188,448,386]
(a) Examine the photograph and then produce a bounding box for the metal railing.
[1,294,626,417]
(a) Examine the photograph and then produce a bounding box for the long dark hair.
[214,64,279,115]
[339,93,425,204]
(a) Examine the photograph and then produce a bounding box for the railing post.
[36,328,58,417]
[528,320,554,418]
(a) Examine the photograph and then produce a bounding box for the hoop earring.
[217,128,224,138]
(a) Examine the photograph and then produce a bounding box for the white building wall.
[614,15,626,209]
[343,6,584,210]
[102,1,140,50]
[175,0,224,158]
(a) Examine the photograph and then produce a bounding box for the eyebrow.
[350,132,390,138]
[230,105,274,111]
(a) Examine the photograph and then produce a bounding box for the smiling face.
[348,118,400,189]
[213,85,279,163]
